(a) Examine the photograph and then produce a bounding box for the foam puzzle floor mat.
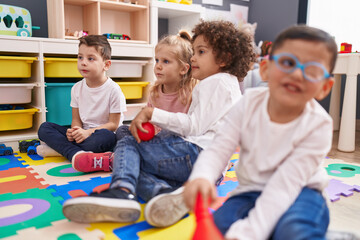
[0,152,359,240]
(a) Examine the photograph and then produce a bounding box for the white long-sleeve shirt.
[151,72,241,149]
[189,87,332,240]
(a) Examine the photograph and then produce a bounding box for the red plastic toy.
[192,193,224,240]
[137,122,155,141]
[340,42,352,53]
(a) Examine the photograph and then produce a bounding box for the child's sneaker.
[62,188,141,223]
[144,187,189,227]
[72,152,113,172]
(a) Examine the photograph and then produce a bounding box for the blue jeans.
[115,125,131,140]
[214,187,329,240]
[110,130,202,202]
[38,122,117,161]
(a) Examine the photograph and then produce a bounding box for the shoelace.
[93,157,103,169]
[109,154,113,171]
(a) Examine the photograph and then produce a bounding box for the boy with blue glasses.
[184,25,337,240]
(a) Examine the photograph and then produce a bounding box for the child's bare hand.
[72,127,91,143]
[130,107,153,143]
[66,128,75,141]
[183,178,217,211]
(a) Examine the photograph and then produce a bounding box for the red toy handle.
[192,193,224,240]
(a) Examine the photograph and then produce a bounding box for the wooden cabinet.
[47,0,149,43]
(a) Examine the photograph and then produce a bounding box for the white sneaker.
[144,187,189,227]
[36,144,62,157]
[63,188,141,223]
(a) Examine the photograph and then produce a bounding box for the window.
[307,0,360,52]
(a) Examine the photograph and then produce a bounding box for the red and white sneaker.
[72,151,113,172]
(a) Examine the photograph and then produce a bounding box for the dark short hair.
[78,35,111,60]
[192,20,256,80]
[270,25,338,73]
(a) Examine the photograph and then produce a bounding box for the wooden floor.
[327,131,360,236]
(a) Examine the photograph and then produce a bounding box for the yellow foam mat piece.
[139,214,195,240]
[16,152,67,166]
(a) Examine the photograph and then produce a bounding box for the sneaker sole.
[144,187,189,227]
[63,196,141,223]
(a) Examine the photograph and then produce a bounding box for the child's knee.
[272,218,326,240]
[38,122,52,139]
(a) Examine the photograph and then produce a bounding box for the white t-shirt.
[70,77,126,130]
[189,87,332,240]
[151,72,241,150]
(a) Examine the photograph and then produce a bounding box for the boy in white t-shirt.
[37,35,126,172]
[184,25,337,240]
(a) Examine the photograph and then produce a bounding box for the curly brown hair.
[192,20,256,80]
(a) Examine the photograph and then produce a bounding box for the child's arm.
[183,101,243,210]
[153,77,240,138]
[71,112,120,143]
[225,121,332,240]
[71,108,82,128]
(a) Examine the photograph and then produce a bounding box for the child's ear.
[259,59,270,81]
[180,63,190,75]
[315,77,334,100]
[104,60,111,71]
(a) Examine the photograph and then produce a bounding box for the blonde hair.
[150,31,197,106]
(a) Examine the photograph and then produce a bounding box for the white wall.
[307,0,360,52]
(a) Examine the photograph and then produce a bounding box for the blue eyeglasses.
[270,53,331,82]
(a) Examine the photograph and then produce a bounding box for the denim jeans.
[110,130,202,202]
[115,125,131,140]
[38,122,117,161]
[213,187,329,240]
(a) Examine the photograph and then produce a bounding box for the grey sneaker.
[63,188,141,223]
[144,187,189,227]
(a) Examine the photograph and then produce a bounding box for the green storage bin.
[45,82,74,126]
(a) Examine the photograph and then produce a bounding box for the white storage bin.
[107,60,148,78]
[124,103,147,121]
[0,83,37,104]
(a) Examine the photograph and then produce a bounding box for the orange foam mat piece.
[0,167,49,194]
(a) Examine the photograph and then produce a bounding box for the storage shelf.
[152,1,204,18]
[48,0,149,43]
[0,36,154,148]
[100,1,147,11]
[150,0,205,44]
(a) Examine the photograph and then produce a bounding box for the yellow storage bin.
[0,106,38,131]
[44,58,82,78]
[0,56,37,78]
[117,82,149,99]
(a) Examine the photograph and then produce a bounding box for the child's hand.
[71,127,91,143]
[66,128,75,142]
[130,107,154,143]
[183,178,217,211]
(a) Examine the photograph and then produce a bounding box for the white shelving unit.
[0,35,154,150]
[0,1,206,150]
[150,0,205,44]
